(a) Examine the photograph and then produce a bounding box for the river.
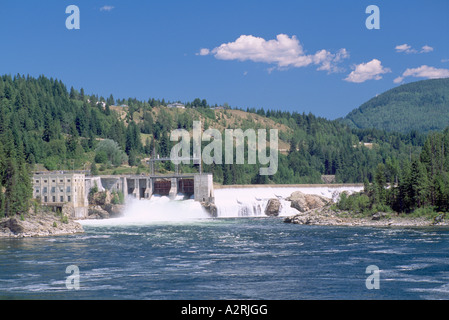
[1,187,449,300]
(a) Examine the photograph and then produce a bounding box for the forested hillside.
[337,129,449,215]
[342,78,449,134]
[0,74,428,216]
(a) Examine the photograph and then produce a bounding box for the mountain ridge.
[341,78,449,134]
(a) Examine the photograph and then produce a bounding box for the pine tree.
[104,103,111,116]
[107,94,115,106]
[374,163,387,205]
[4,155,22,217]
[66,124,80,156]
[410,159,429,208]
[69,86,78,100]
[90,162,99,176]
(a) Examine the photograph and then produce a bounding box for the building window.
[68,196,71,202]
[35,180,39,184]
[60,196,64,202]
[44,180,47,183]
[67,179,71,182]
[52,196,56,202]
[60,188,64,192]
[52,180,55,183]
[43,187,47,193]
[67,186,71,193]
[35,188,40,193]
[44,196,48,203]
[60,179,64,183]
[51,187,56,193]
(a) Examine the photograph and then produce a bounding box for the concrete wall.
[194,174,214,203]
[100,177,128,196]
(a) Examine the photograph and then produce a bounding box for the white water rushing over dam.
[214,186,363,218]
[79,185,363,226]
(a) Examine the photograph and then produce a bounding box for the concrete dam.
[96,173,214,204]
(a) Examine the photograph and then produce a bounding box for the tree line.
[337,129,449,215]
[0,74,435,217]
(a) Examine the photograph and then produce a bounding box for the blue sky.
[1,0,448,119]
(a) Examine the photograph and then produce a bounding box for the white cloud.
[344,59,391,83]
[395,44,416,54]
[421,45,434,53]
[100,5,115,12]
[199,34,349,73]
[442,58,449,63]
[393,77,404,84]
[394,65,449,84]
[196,48,210,56]
[316,48,350,73]
[395,43,434,54]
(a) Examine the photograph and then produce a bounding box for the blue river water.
[1,217,449,300]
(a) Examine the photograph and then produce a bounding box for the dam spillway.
[97,173,214,204]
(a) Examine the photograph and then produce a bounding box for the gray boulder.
[287,191,330,213]
[0,218,24,234]
[265,198,281,216]
[88,206,110,219]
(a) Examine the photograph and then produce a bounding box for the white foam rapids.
[78,186,363,226]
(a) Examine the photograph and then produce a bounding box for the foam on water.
[214,186,363,218]
[78,186,363,226]
[79,194,210,227]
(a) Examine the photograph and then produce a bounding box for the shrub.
[111,191,125,205]
[95,139,128,166]
[409,206,438,219]
[337,192,374,215]
[61,215,69,224]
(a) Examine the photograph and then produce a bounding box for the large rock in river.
[286,191,331,213]
[88,206,110,219]
[265,198,281,216]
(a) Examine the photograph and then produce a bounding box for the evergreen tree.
[0,180,4,217]
[3,148,30,217]
[107,94,115,106]
[125,121,142,155]
[69,86,78,100]
[66,124,80,157]
[373,163,387,205]
[90,162,99,176]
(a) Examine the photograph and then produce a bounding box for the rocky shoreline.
[283,205,449,227]
[262,190,449,227]
[0,211,84,238]
[0,189,127,238]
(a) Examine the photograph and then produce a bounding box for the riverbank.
[0,211,84,238]
[283,205,449,227]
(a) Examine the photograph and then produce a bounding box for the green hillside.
[0,74,427,217]
[342,78,449,134]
